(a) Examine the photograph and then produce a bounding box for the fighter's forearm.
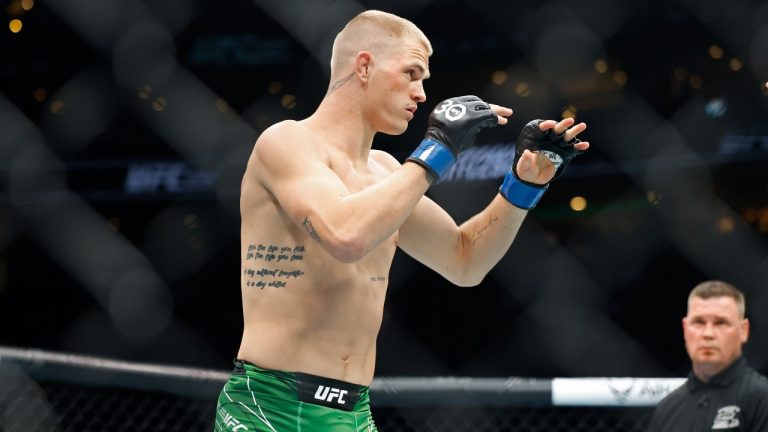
[453,194,529,285]
[309,162,430,263]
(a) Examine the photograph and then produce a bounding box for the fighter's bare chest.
[329,156,388,192]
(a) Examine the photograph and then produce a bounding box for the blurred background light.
[708,44,723,60]
[491,70,508,85]
[594,59,608,74]
[514,82,531,97]
[32,88,47,103]
[280,94,296,109]
[569,196,587,212]
[151,97,167,112]
[49,99,64,113]
[646,191,662,205]
[137,84,152,99]
[562,105,577,119]
[689,74,703,89]
[9,18,22,33]
[612,70,627,86]
[267,81,282,95]
[705,97,727,118]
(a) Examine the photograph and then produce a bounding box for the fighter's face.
[365,40,429,135]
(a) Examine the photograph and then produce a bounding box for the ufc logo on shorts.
[219,407,249,431]
[314,385,348,404]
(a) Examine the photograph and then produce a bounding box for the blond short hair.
[688,280,746,318]
[330,10,432,76]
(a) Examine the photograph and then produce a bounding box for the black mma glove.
[499,119,585,209]
[407,95,498,183]
[513,119,584,182]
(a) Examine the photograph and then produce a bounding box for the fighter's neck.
[305,99,376,161]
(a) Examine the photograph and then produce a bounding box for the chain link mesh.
[0,378,653,432]
[374,406,652,432]
[0,379,215,432]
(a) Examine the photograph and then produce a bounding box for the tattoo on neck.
[302,217,321,242]
[328,73,354,94]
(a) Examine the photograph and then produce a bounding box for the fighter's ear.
[355,51,373,82]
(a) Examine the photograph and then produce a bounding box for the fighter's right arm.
[252,121,431,263]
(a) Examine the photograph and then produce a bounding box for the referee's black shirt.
[647,356,768,431]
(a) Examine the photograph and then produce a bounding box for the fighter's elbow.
[324,232,369,263]
[329,247,367,264]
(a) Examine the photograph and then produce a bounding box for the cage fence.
[0,346,681,432]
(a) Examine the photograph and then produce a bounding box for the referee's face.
[683,296,749,381]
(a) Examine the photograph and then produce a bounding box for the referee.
[647,280,768,431]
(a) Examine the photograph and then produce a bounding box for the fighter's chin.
[380,122,409,136]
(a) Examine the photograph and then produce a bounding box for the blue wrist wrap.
[499,172,548,209]
[407,138,457,181]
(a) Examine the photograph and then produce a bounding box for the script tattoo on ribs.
[243,243,306,289]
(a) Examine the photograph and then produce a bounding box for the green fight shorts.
[213,359,378,432]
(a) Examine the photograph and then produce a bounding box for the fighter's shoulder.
[253,120,324,162]
[370,149,401,171]
[256,120,313,149]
